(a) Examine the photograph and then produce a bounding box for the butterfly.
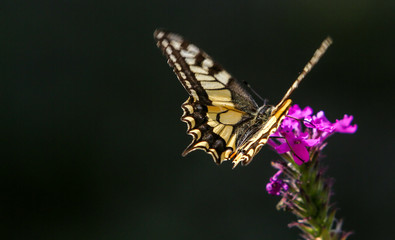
[154,29,332,168]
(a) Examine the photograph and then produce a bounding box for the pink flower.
[269,105,358,165]
[334,114,357,133]
[275,132,320,165]
[266,170,289,195]
[288,104,313,119]
[304,111,335,133]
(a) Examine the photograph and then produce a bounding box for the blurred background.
[1,1,394,239]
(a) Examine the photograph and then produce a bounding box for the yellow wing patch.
[207,89,232,102]
[219,111,244,125]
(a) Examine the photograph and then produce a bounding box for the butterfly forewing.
[154,30,258,111]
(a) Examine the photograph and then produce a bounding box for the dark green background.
[1,1,394,239]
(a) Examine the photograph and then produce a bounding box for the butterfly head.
[256,105,275,121]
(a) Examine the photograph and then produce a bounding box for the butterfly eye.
[266,106,275,114]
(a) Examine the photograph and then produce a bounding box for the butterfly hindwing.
[180,97,239,164]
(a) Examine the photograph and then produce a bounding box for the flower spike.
[266,104,357,239]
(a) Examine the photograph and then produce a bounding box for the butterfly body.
[154,29,332,167]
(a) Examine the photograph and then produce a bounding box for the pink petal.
[290,143,310,165]
[267,139,279,148]
[304,138,321,147]
[301,106,313,117]
[288,105,314,119]
[275,143,291,154]
[288,104,301,116]
[304,116,315,128]
[334,115,358,134]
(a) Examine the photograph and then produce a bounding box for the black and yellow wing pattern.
[154,29,332,168]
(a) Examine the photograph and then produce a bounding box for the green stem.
[276,152,352,240]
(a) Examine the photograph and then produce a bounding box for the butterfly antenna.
[242,80,266,104]
[274,37,333,111]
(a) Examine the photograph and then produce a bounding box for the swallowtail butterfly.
[154,29,332,168]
